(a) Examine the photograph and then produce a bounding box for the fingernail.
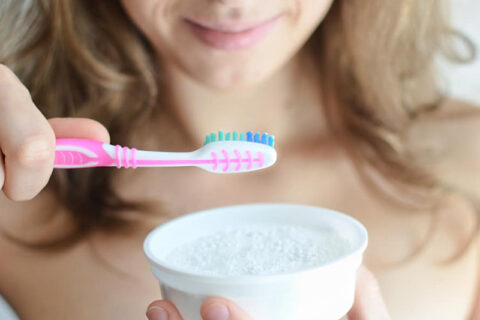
[146,306,168,320]
[204,303,230,320]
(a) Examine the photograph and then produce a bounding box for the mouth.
[183,14,283,50]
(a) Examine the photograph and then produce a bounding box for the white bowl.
[144,203,368,320]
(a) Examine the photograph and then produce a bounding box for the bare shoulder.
[404,99,480,241]
[402,98,480,319]
[0,191,74,298]
[0,190,74,250]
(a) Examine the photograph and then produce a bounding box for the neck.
[162,50,327,150]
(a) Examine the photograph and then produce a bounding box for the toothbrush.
[54,130,276,173]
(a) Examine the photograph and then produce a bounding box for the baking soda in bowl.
[144,204,368,320]
[166,225,353,276]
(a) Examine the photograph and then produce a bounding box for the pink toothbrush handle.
[54,139,137,169]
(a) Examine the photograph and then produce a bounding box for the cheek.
[293,0,335,37]
[121,0,180,46]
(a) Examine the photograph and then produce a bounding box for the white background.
[0,1,479,319]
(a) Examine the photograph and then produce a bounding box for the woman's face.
[121,0,334,89]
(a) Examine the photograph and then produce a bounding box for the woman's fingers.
[201,297,252,320]
[0,64,110,202]
[146,298,253,320]
[48,117,110,142]
[347,266,391,320]
[147,300,184,320]
[0,64,56,201]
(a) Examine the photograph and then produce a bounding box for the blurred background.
[0,1,479,319]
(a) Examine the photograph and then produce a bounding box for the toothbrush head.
[203,130,275,148]
[198,130,277,173]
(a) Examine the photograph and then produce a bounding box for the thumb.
[347,266,391,320]
[48,117,110,142]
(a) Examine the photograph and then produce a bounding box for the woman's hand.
[147,297,252,320]
[0,64,109,201]
[146,266,390,320]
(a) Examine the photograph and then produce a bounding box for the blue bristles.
[246,131,253,142]
[268,135,275,147]
[261,133,268,144]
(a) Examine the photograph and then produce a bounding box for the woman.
[0,0,478,319]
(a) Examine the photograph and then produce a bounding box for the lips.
[183,15,282,50]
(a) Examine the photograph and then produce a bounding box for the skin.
[0,0,479,319]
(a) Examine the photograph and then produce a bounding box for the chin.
[179,57,279,91]
[198,72,269,91]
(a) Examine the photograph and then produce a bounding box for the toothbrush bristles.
[261,133,267,144]
[203,131,275,148]
[268,135,275,147]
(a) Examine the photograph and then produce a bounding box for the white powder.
[165,225,352,276]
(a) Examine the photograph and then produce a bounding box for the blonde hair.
[0,0,476,251]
